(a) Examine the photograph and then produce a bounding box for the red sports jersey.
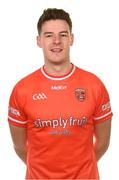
[8,63,113,179]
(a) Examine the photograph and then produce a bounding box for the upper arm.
[94,119,112,146]
[93,77,113,124]
[9,124,27,148]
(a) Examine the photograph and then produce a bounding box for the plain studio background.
[0,0,118,179]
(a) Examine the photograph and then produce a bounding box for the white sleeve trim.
[93,111,112,120]
[8,116,27,124]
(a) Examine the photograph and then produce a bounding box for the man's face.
[37,19,74,64]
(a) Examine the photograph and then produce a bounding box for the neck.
[43,61,72,76]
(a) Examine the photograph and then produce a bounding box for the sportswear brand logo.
[75,88,86,102]
[33,93,47,100]
[51,85,67,90]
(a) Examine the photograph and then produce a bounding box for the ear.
[70,33,74,46]
[36,36,42,48]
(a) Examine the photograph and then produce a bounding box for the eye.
[44,33,53,38]
[45,34,52,38]
[61,33,67,37]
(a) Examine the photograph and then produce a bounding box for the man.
[8,8,113,179]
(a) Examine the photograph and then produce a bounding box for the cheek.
[43,40,52,49]
[42,44,51,54]
[64,38,73,47]
[41,44,48,51]
[64,41,72,49]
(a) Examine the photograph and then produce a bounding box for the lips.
[50,48,63,53]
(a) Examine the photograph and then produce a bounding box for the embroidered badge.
[75,88,86,102]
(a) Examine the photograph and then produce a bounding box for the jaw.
[44,53,70,66]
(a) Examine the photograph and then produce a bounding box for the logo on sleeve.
[102,102,111,111]
[75,88,86,102]
[8,107,20,116]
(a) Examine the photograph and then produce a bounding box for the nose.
[53,35,61,44]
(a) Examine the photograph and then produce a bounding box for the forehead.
[41,19,70,33]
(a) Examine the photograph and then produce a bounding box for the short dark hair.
[37,8,72,35]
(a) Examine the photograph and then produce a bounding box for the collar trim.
[41,64,76,81]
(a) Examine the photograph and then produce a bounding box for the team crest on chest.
[75,88,86,102]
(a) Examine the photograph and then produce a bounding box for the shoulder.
[75,66,105,87]
[75,66,110,104]
[75,65,108,96]
[12,68,41,94]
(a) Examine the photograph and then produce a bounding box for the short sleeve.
[8,84,27,128]
[93,81,113,124]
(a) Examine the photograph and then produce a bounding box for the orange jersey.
[8,64,113,179]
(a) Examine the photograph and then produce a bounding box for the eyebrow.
[43,31,69,35]
[44,32,53,35]
[59,31,68,34]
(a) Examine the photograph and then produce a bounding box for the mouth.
[50,48,63,53]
